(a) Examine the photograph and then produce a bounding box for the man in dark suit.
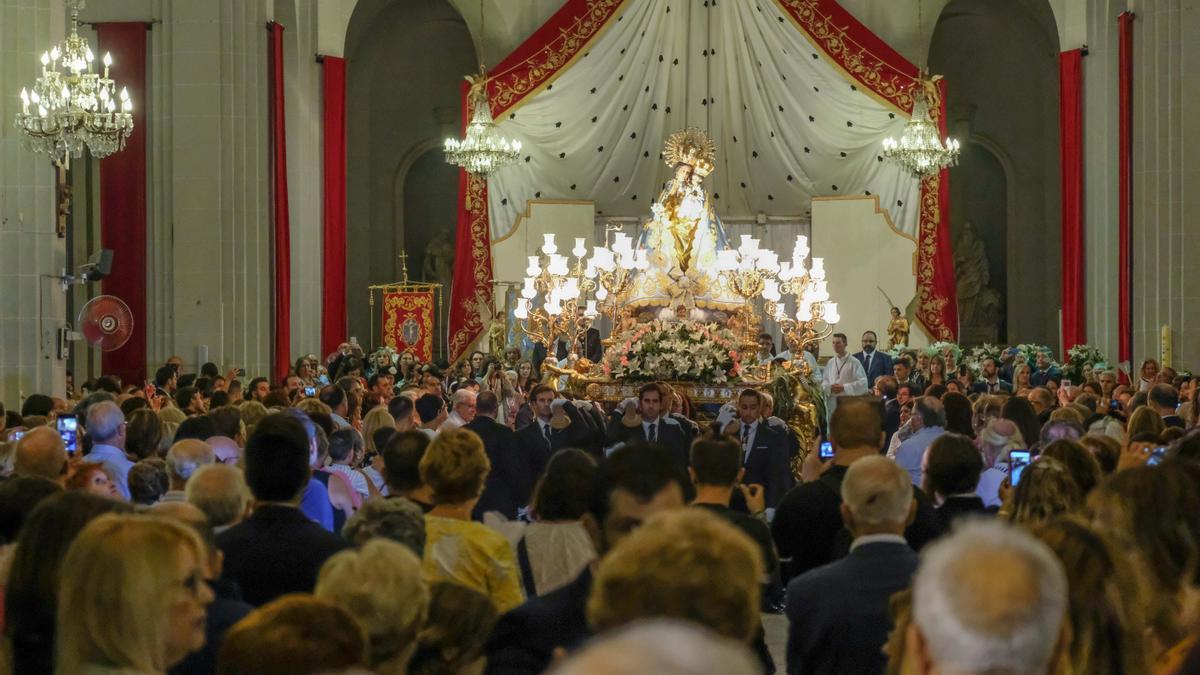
[1149,383,1186,429]
[852,331,893,388]
[485,444,689,675]
[605,383,692,472]
[971,357,1014,395]
[892,357,925,396]
[771,397,942,582]
[734,388,794,509]
[785,455,919,675]
[216,413,348,607]
[468,391,534,520]
[515,384,591,479]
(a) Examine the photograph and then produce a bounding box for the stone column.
[0,0,66,406]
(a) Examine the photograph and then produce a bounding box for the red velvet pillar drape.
[1059,49,1085,356]
[268,22,291,382]
[96,23,147,387]
[932,79,959,341]
[320,57,347,357]
[1118,13,1134,376]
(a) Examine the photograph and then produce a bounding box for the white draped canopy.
[486,0,920,242]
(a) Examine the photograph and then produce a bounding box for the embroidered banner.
[382,290,436,362]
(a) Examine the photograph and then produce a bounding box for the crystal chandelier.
[882,82,960,177]
[881,0,959,178]
[444,74,522,175]
[444,0,522,175]
[13,0,134,167]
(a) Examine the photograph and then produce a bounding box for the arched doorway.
[344,0,476,348]
[929,0,1060,348]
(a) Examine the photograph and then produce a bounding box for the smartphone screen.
[819,441,834,460]
[1009,450,1031,486]
[57,416,78,456]
[1146,446,1168,466]
[304,386,317,398]
[8,429,25,443]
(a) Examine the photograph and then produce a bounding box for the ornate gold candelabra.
[514,234,600,357]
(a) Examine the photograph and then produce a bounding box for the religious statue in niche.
[954,221,1004,345]
[421,232,455,291]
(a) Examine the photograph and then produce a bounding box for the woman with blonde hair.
[1126,405,1166,442]
[1032,516,1151,675]
[316,539,429,674]
[361,407,395,456]
[1013,363,1033,391]
[56,513,213,674]
[1004,457,1084,525]
[419,428,523,613]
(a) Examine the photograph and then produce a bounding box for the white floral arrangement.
[885,343,910,360]
[925,341,963,364]
[1063,343,1108,385]
[963,343,1003,375]
[602,319,741,383]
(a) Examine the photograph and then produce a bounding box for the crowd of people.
[0,332,1198,675]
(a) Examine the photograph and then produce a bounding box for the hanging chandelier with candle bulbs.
[881,0,960,178]
[444,0,522,175]
[14,0,134,167]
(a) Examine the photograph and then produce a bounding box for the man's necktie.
[647,422,657,443]
[865,352,872,373]
[742,424,752,460]
[542,424,552,445]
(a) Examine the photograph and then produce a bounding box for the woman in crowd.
[218,596,369,675]
[923,433,988,531]
[940,392,975,438]
[5,492,132,673]
[1039,439,1103,497]
[294,357,317,387]
[1088,464,1200,671]
[1139,358,1160,391]
[125,408,164,461]
[408,582,498,675]
[64,460,120,500]
[419,428,524,613]
[398,350,419,384]
[1080,433,1122,475]
[927,356,948,388]
[515,359,537,394]
[56,514,213,673]
[1126,406,1166,442]
[1032,516,1151,675]
[315,539,429,675]
[1012,363,1033,392]
[1004,457,1083,525]
[512,449,598,597]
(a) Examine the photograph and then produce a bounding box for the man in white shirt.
[440,389,477,431]
[821,333,868,422]
[84,401,135,500]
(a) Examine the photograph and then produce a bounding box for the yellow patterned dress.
[422,514,524,613]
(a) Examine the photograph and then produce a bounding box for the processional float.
[512,128,842,467]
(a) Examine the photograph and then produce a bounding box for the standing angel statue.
[887,306,910,349]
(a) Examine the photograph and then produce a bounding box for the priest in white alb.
[821,332,869,421]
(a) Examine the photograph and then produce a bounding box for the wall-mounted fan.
[77,295,133,352]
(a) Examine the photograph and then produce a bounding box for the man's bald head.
[829,397,885,452]
[13,426,68,481]
[165,439,216,489]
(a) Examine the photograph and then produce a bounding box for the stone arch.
[343,0,476,344]
[929,0,1061,349]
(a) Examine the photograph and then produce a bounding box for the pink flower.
[728,350,737,359]
[620,356,629,366]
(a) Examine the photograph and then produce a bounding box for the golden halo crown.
[663,127,717,174]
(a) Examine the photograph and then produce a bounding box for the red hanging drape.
[931,79,959,341]
[1118,13,1134,377]
[1059,49,1085,356]
[97,23,148,387]
[268,22,291,382]
[320,56,348,357]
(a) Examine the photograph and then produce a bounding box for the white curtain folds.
[487,0,919,242]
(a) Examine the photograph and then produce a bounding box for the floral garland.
[602,320,741,383]
[1063,343,1108,385]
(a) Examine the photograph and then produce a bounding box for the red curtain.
[268,22,291,382]
[97,23,147,387]
[1118,13,1134,375]
[320,56,348,357]
[1059,49,1085,356]
[932,79,959,341]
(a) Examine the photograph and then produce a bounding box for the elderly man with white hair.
[785,455,919,675]
[439,388,477,431]
[84,400,135,499]
[908,519,1069,675]
[186,463,252,534]
[162,438,216,502]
